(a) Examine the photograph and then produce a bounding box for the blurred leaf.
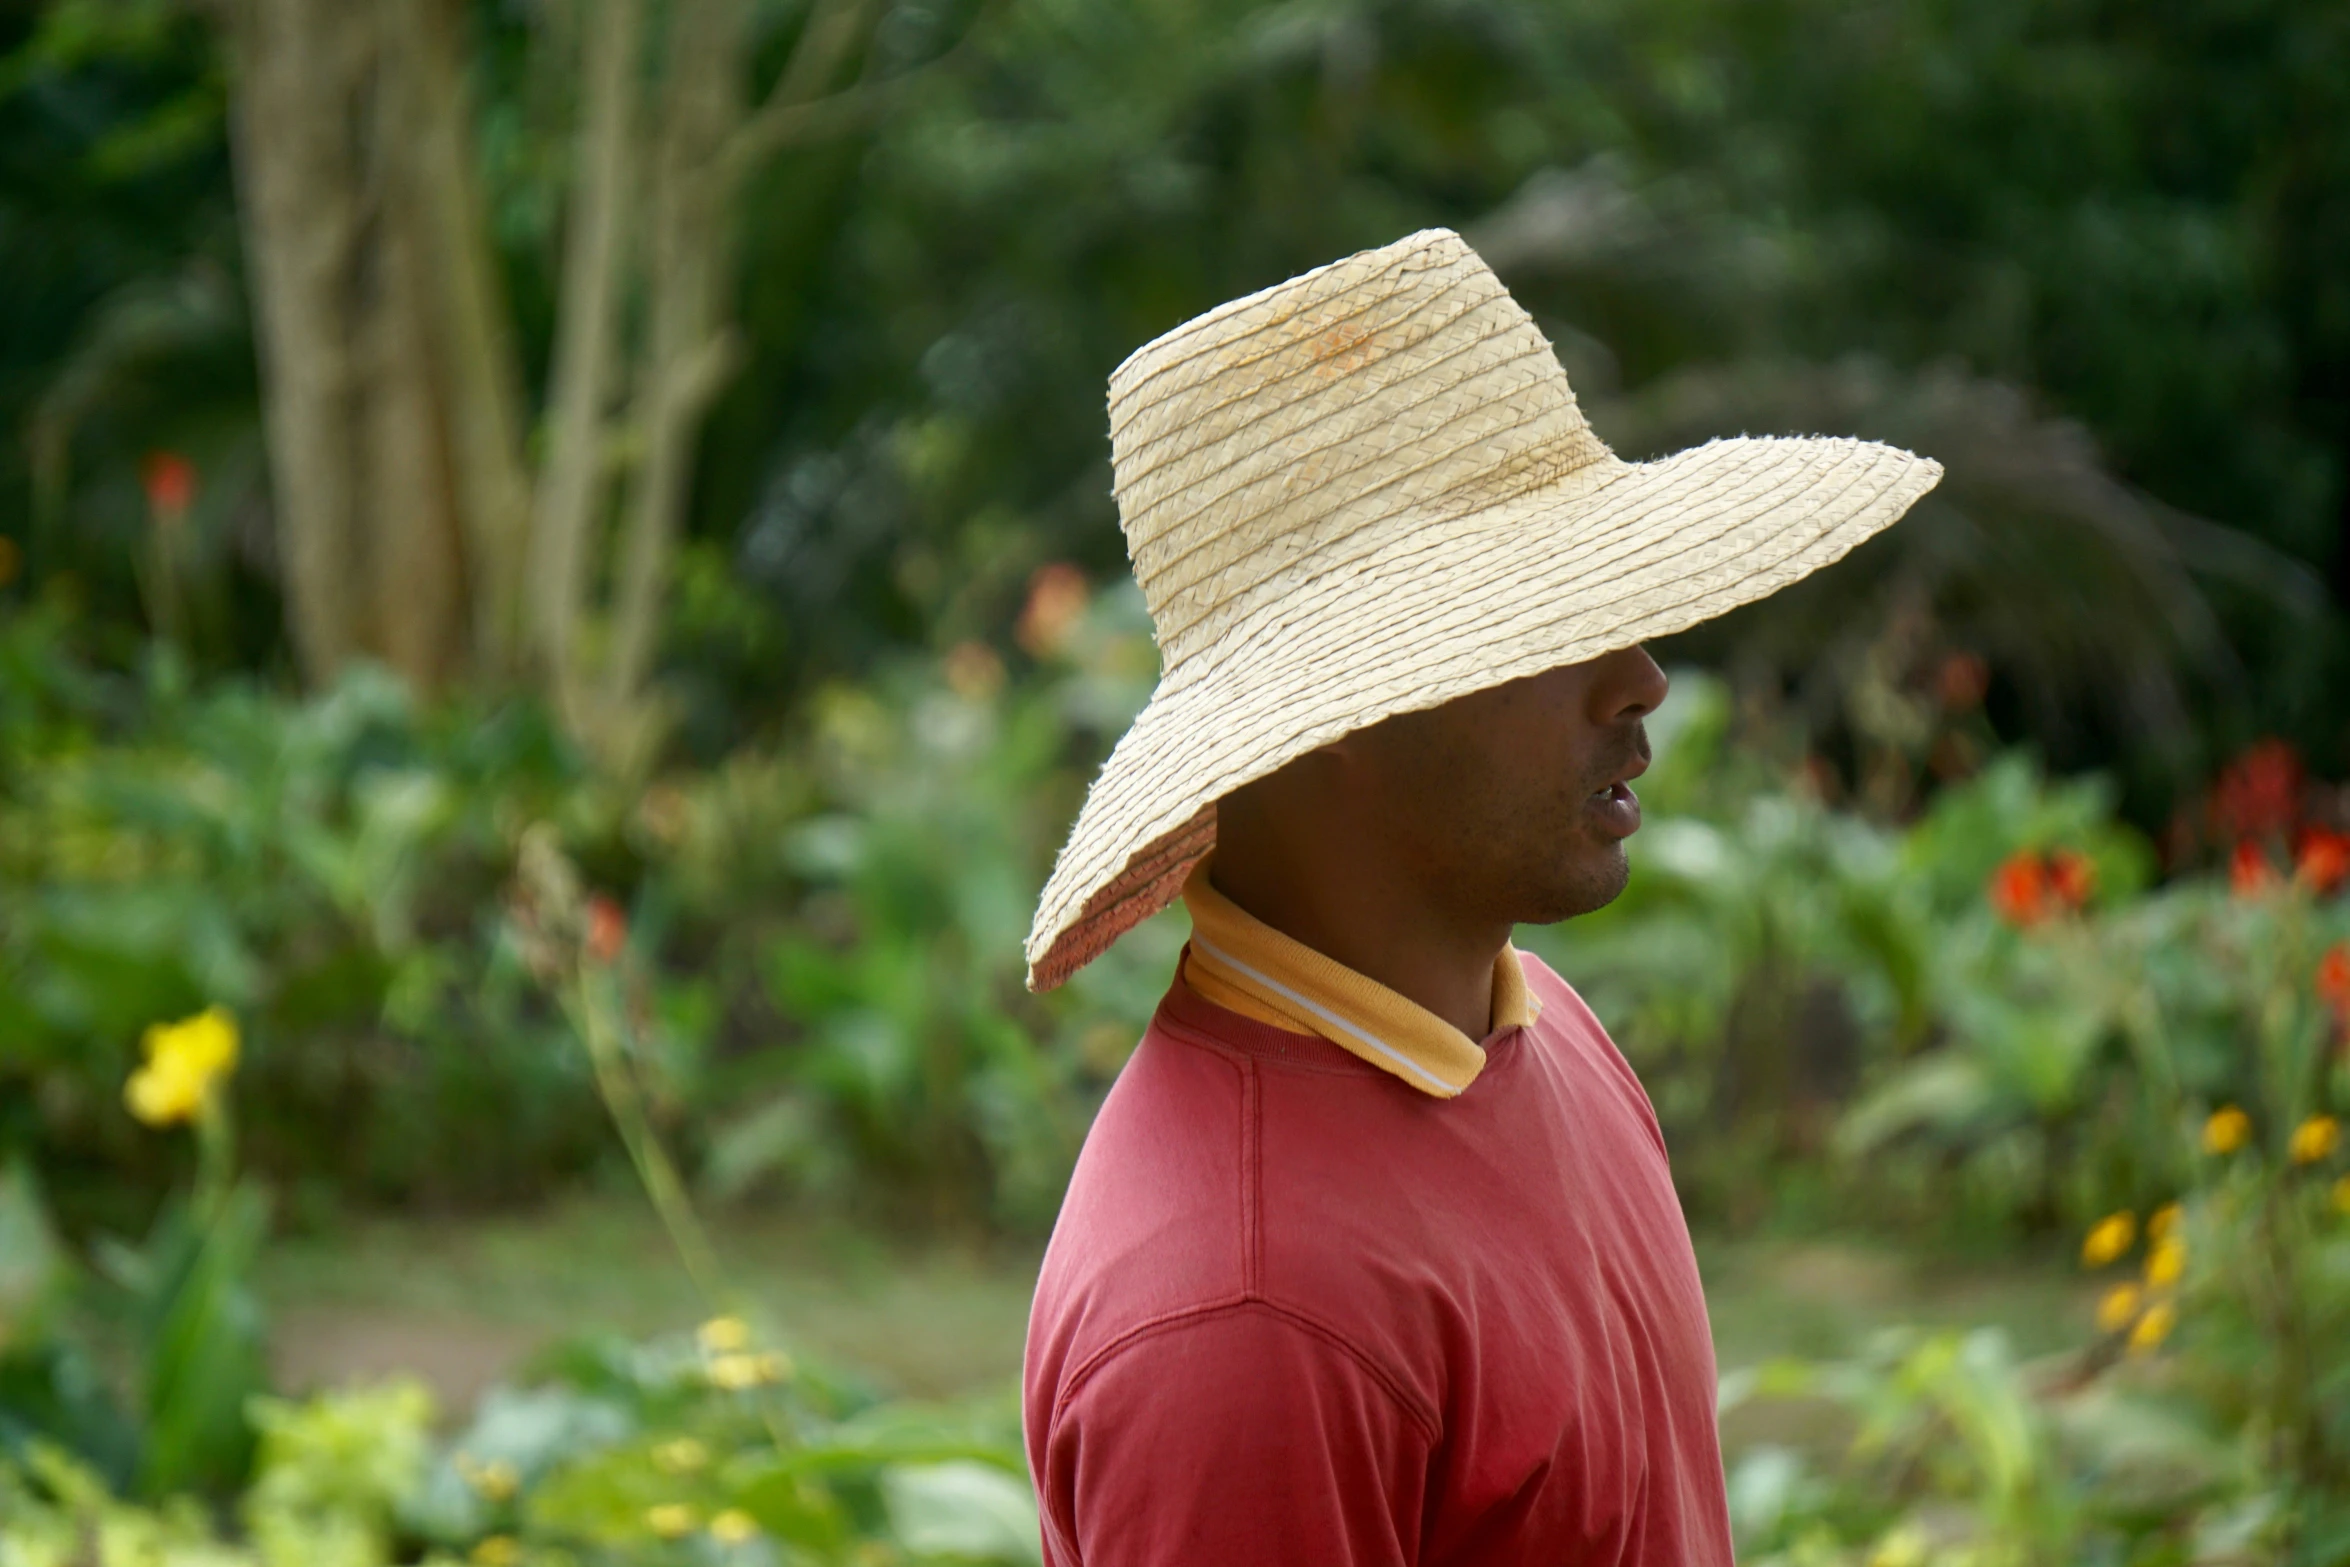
[883,1459,1042,1563]
[135,1183,268,1498]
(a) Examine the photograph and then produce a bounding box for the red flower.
[1989,852,2052,927]
[2048,849,2097,910]
[2231,840,2281,898]
[140,451,197,517]
[2211,739,2303,842]
[2296,827,2350,896]
[1936,652,1990,712]
[2319,943,2350,1016]
[585,895,627,965]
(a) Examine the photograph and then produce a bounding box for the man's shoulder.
[1033,1010,1255,1321]
[1517,947,1602,1031]
[1516,945,1668,1154]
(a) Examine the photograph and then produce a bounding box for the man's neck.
[1206,848,1511,1041]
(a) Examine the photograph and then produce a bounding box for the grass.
[259,1195,1043,1412]
[259,1194,2100,1444]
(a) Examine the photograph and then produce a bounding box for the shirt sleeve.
[1036,1302,1433,1567]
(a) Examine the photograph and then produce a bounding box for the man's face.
[1337,646,1670,927]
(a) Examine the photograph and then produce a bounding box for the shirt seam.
[1243,1059,1263,1294]
[1155,1007,1393,1080]
[1157,1007,1536,1098]
[1050,1295,1444,1445]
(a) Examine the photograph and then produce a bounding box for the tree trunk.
[223,0,476,693]
[223,0,371,685]
[218,0,919,740]
[364,40,471,692]
[606,0,746,726]
[528,0,643,720]
[386,0,536,682]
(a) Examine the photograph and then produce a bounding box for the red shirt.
[1023,953,1732,1566]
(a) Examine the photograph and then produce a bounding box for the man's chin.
[1521,844,1630,926]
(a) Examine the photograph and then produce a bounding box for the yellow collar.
[1177,856,1538,1099]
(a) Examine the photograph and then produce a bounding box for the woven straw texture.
[1025,228,1941,991]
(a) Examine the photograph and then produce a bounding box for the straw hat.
[1024,228,1940,991]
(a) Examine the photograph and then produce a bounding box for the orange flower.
[2300,829,2350,896]
[2048,849,2097,911]
[1989,852,2052,927]
[2321,944,2350,1016]
[1015,563,1090,659]
[585,896,627,965]
[2211,739,2303,841]
[2230,840,2280,898]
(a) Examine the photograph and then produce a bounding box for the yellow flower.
[151,1006,238,1077]
[2202,1105,2251,1156]
[125,1061,206,1126]
[2145,1237,2186,1288]
[706,1352,770,1391]
[2080,1211,2136,1267]
[455,1451,521,1501]
[698,1315,751,1353]
[2096,1283,2142,1334]
[754,1349,793,1384]
[470,1537,522,1567]
[646,1503,697,1538]
[652,1436,709,1473]
[2128,1300,2176,1353]
[2289,1114,2341,1165]
[1867,1525,1928,1567]
[2146,1202,2183,1243]
[709,1509,759,1544]
[124,1006,239,1127]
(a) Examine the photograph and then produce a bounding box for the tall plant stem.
[568,969,726,1310]
[566,963,793,1456]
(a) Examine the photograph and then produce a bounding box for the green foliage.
[1719,1100,2350,1560]
[0,1346,1037,1566]
[0,573,1179,1226]
[1524,670,2350,1244]
[0,616,615,1205]
[1720,1328,2204,1565]
[711,588,1173,1227]
[5,0,2346,785]
[105,1184,270,1497]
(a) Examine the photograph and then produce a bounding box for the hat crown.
[1106,229,1615,674]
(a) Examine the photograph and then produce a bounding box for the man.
[1020,229,1939,1565]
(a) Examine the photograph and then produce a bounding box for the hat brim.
[1025,433,1942,990]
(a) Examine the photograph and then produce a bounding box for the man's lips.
[1584,779,1642,839]
[1584,750,1648,840]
